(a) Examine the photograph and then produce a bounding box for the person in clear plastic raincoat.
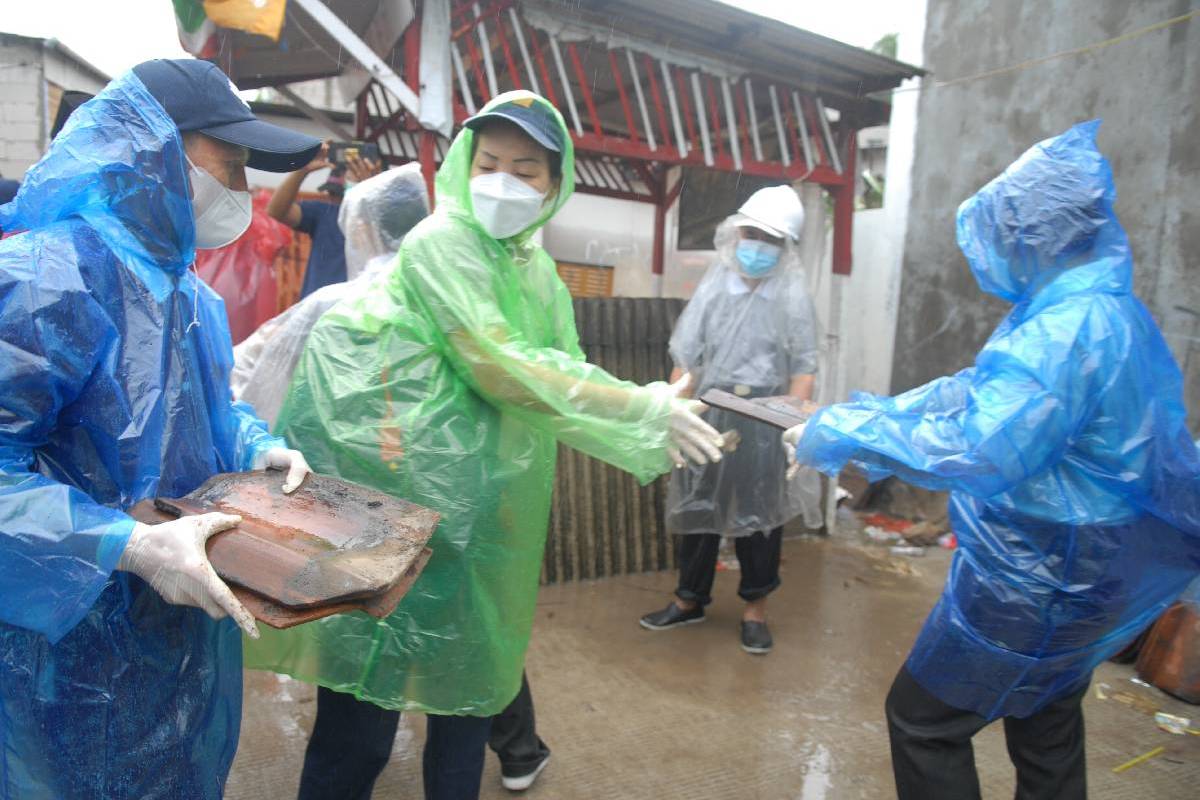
[639,185,822,655]
[0,60,320,799]
[783,121,1200,800]
[232,163,431,427]
[242,90,726,800]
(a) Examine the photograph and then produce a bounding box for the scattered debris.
[862,513,912,533]
[869,557,917,577]
[889,545,926,558]
[1112,745,1165,774]
[864,526,903,543]
[1104,686,1160,715]
[861,478,949,525]
[837,466,874,510]
[1153,712,1195,735]
[937,533,957,549]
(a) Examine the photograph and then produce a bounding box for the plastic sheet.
[0,70,283,797]
[667,214,822,535]
[232,164,430,426]
[793,121,1200,720]
[243,90,679,715]
[195,189,291,344]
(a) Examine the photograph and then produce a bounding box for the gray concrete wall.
[0,39,47,179]
[0,37,108,180]
[893,0,1200,429]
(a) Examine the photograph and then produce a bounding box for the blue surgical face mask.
[735,239,782,277]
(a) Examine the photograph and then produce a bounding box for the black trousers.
[675,528,782,606]
[487,672,550,778]
[885,666,1088,800]
[296,672,546,800]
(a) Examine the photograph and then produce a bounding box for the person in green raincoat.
[243,90,726,800]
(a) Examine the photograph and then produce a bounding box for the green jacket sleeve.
[398,232,674,484]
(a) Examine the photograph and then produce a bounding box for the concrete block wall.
[0,41,43,180]
[0,38,108,181]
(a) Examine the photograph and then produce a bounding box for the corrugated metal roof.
[535,0,924,96]
[217,0,921,101]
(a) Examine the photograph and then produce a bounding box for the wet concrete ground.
[228,532,1200,799]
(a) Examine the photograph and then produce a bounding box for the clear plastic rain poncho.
[232,163,430,426]
[244,90,681,715]
[793,121,1200,720]
[0,71,283,798]
[667,216,822,535]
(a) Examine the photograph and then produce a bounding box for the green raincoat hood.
[436,90,575,244]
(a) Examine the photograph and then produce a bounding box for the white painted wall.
[869,0,926,396]
[540,187,712,300]
[809,0,927,403]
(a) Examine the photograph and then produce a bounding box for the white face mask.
[187,158,252,250]
[469,172,547,240]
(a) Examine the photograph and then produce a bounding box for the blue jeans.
[297,686,493,800]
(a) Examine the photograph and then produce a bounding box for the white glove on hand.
[118,513,259,639]
[252,447,312,494]
[782,423,807,480]
[664,375,725,468]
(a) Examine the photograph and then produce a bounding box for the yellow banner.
[203,0,287,41]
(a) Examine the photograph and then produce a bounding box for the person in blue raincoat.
[783,121,1200,800]
[0,59,320,799]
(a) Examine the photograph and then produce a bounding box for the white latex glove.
[118,513,260,639]
[664,375,725,468]
[252,446,312,494]
[782,423,807,480]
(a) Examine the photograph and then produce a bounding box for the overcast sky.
[2,0,922,79]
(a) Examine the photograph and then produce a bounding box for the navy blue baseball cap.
[132,58,322,172]
[463,96,564,154]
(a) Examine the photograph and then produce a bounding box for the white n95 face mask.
[188,158,252,250]
[469,172,547,240]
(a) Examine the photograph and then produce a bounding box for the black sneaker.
[740,620,773,654]
[501,753,550,792]
[639,602,705,631]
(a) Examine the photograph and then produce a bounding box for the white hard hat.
[736,185,804,242]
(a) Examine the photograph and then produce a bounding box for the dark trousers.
[297,673,544,800]
[675,528,782,606]
[488,672,551,778]
[885,666,1088,800]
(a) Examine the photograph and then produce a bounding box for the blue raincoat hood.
[0,70,195,273]
[956,120,1130,303]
